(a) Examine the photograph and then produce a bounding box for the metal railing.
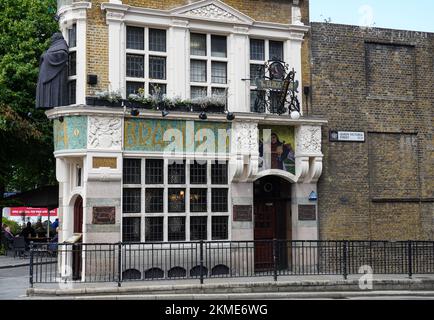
[29,240,434,287]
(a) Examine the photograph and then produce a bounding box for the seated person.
[20,222,36,248]
[2,225,15,249]
[48,227,59,253]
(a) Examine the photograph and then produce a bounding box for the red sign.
[10,207,58,217]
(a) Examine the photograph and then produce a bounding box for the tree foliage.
[0,0,58,202]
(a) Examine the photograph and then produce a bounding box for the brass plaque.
[233,205,253,222]
[92,207,116,225]
[298,205,316,221]
[92,157,117,169]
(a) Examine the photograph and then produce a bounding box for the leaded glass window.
[211,162,228,185]
[250,39,265,61]
[190,161,207,184]
[168,189,186,213]
[145,217,163,242]
[126,54,144,78]
[123,188,141,213]
[190,60,207,83]
[211,35,227,58]
[168,217,186,242]
[145,188,164,213]
[190,33,206,56]
[127,26,144,50]
[269,40,284,61]
[190,216,207,241]
[149,56,166,80]
[168,161,185,184]
[123,217,141,242]
[149,29,166,52]
[211,62,227,84]
[211,188,228,212]
[123,159,141,185]
[190,188,207,213]
[212,216,228,240]
[145,159,163,184]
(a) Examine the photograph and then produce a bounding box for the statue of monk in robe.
[36,32,69,109]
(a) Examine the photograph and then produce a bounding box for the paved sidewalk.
[27,274,434,299]
[0,255,31,269]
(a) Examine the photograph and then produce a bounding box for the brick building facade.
[310,23,434,240]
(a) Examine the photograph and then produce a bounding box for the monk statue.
[36,32,69,109]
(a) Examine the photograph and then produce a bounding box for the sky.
[310,0,434,33]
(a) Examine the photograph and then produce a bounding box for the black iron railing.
[29,240,434,287]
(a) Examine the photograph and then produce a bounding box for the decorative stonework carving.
[292,6,303,25]
[297,126,322,155]
[233,122,258,154]
[185,4,241,22]
[88,117,122,150]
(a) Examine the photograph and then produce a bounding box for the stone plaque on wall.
[298,205,316,221]
[233,205,253,222]
[92,157,117,169]
[92,207,116,225]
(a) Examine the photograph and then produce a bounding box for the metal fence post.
[408,240,413,279]
[29,242,34,288]
[273,239,278,282]
[117,242,122,287]
[200,240,204,285]
[343,241,348,280]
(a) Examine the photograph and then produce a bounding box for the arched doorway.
[72,195,83,280]
[254,176,291,271]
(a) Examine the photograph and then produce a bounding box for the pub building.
[43,0,324,280]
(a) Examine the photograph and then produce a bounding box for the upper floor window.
[67,23,77,105]
[190,33,228,100]
[126,26,167,97]
[249,39,285,113]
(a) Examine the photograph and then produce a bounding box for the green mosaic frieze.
[53,116,87,151]
[124,119,231,154]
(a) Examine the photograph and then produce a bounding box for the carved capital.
[88,117,122,150]
[296,125,322,156]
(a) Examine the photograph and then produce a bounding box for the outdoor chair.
[12,236,27,258]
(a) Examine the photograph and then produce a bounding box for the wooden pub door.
[72,196,83,280]
[254,202,277,271]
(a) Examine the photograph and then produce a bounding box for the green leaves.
[0,0,58,195]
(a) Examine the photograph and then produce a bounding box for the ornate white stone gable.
[88,117,122,150]
[184,4,242,22]
[296,125,322,155]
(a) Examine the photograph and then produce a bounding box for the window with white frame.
[122,158,230,243]
[67,23,77,105]
[189,33,228,99]
[125,26,167,97]
[249,39,285,113]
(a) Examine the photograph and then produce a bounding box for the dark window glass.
[68,24,77,48]
[211,162,228,184]
[190,60,207,82]
[270,91,281,114]
[168,217,185,242]
[190,216,207,241]
[145,188,164,213]
[123,217,141,242]
[190,161,207,184]
[126,54,144,78]
[127,26,144,50]
[149,29,166,52]
[211,62,227,84]
[149,56,166,80]
[211,35,227,57]
[251,90,265,113]
[191,86,207,99]
[250,39,265,60]
[123,159,141,184]
[190,33,206,56]
[168,189,185,213]
[68,51,76,76]
[68,80,76,105]
[76,167,82,187]
[123,188,141,213]
[212,216,228,240]
[149,83,167,96]
[269,40,284,61]
[126,82,144,96]
[168,161,185,184]
[190,188,207,213]
[145,217,163,242]
[250,64,265,81]
[145,159,163,184]
[211,188,228,212]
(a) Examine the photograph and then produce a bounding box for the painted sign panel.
[92,157,117,169]
[92,207,116,225]
[53,116,87,151]
[233,205,253,222]
[258,125,296,175]
[124,119,231,154]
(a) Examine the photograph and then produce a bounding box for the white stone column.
[288,34,304,114]
[76,16,87,105]
[106,11,126,95]
[168,20,189,99]
[228,27,250,112]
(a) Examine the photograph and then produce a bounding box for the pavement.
[0,254,31,269]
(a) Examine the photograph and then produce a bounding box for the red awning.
[9,207,58,217]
